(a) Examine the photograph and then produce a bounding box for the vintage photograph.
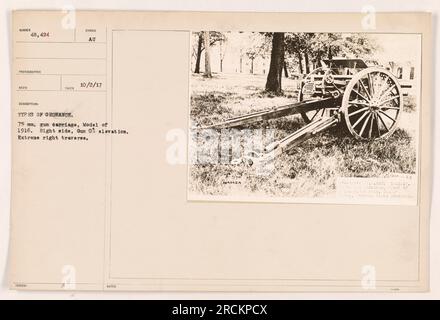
[188,32,420,204]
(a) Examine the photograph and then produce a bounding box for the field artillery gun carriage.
[196,58,404,165]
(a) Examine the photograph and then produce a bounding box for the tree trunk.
[328,45,333,60]
[265,32,285,93]
[283,60,289,78]
[219,41,223,72]
[250,58,254,74]
[315,53,321,69]
[239,49,243,73]
[304,52,310,74]
[194,33,203,73]
[297,50,303,74]
[203,31,212,77]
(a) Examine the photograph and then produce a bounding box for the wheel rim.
[342,67,403,140]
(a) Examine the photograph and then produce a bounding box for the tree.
[194,33,203,73]
[265,32,285,93]
[239,48,243,73]
[339,34,380,57]
[308,33,380,62]
[245,33,270,74]
[284,33,311,75]
[304,51,310,74]
[297,50,303,74]
[192,31,226,74]
[219,38,227,72]
[285,32,381,75]
[203,31,212,77]
[246,51,257,74]
[283,61,289,78]
[308,33,342,63]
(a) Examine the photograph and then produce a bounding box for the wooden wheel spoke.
[368,113,375,139]
[377,113,390,132]
[377,75,391,97]
[381,106,400,111]
[348,106,369,117]
[379,95,400,106]
[391,98,400,107]
[379,110,397,123]
[349,100,369,106]
[367,73,375,97]
[352,110,370,128]
[351,88,369,102]
[359,113,372,137]
[375,112,381,135]
[378,84,396,101]
[359,79,372,101]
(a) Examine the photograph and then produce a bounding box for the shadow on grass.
[189,124,416,197]
[191,89,300,128]
[247,89,297,99]
[190,91,236,126]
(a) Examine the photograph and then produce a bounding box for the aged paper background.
[9,11,431,292]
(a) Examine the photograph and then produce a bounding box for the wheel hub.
[369,97,381,111]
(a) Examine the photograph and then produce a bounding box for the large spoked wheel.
[342,67,403,140]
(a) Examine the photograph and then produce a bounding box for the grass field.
[189,72,418,199]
